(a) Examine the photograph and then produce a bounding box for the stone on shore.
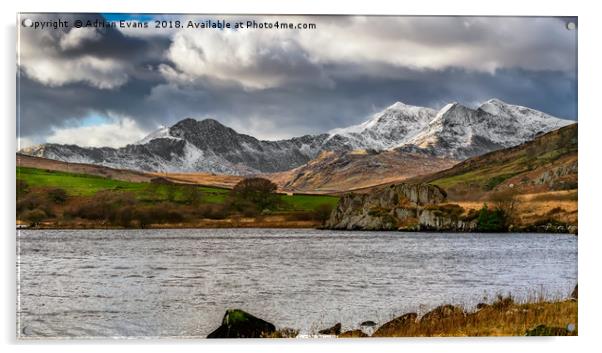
[338,329,368,338]
[318,322,341,335]
[207,309,276,338]
[420,305,465,324]
[372,312,418,337]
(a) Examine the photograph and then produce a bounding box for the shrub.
[21,208,46,226]
[230,178,279,211]
[133,203,184,228]
[47,188,68,204]
[461,208,480,222]
[484,174,514,191]
[114,206,135,227]
[17,193,53,217]
[65,191,136,221]
[241,205,260,218]
[185,186,203,206]
[16,179,29,198]
[313,203,334,224]
[476,204,508,232]
[197,204,229,219]
[489,190,517,223]
[491,294,514,310]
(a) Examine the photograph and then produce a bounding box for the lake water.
[16,229,577,338]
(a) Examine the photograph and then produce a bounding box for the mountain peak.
[436,102,471,118]
[484,98,508,106]
[171,117,229,131]
[135,125,171,145]
[387,101,409,110]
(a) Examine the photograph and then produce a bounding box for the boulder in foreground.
[207,309,276,338]
[318,322,341,335]
[373,312,417,337]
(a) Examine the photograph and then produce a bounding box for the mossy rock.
[207,309,276,338]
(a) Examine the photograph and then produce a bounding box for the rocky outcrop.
[318,322,342,335]
[372,313,418,337]
[325,183,477,231]
[207,309,276,338]
[571,285,578,300]
[420,305,465,324]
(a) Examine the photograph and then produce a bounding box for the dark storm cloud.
[19,64,577,141]
[17,14,578,145]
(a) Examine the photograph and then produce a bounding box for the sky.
[17,14,577,148]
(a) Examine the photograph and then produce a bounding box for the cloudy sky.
[17,14,577,148]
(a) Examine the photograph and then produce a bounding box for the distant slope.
[17,153,241,190]
[152,172,244,189]
[17,153,155,183]
[409,123,577,200]
[268,149,457,193]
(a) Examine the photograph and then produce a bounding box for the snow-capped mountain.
[20,99,575,174]
[326,102,437,150]
[402,99,574,159]
[21,118,329,174]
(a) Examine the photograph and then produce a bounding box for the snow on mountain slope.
[135,126,174,145]
[402,100,574,159]
[327,101,437,150]
[479,98,573,132]
[19,98,575,174]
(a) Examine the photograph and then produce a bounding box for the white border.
[2,1,600,352]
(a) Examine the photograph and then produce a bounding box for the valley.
[16,99,577,231]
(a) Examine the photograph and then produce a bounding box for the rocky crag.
[325,183,477,231]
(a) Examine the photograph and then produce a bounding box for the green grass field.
[16,167,338,211]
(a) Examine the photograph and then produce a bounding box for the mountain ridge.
[20,99,574,175]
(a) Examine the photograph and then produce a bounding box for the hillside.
[410,123,577,199]
[17,153,155,183]
[268,149,457,193]
[328,124,578,231]
[16,166,339,229]
[18,153,245,190]
[411,124,578,227]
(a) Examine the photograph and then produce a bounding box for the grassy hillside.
[400,124,578,229]
[17,166,230,203]
[17,166,338,211]
[16,165,340,229]
[412,124,577,199]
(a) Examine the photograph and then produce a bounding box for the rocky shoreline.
[206,286,578,338]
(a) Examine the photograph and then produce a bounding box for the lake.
[16,229,577,338]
